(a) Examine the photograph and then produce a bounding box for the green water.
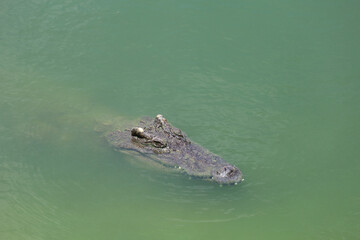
[1,0,360,239]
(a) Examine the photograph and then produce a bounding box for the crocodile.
[106,114,243,184]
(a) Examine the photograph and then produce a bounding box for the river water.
[1,0,360,239]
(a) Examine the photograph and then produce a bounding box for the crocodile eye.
[151,137,167,148]
[131,127,145,138]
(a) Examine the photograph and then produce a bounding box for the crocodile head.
[106,114,243,185]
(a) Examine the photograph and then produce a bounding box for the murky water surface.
[1,0,360,239]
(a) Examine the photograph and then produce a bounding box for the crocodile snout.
[212,165,243,184]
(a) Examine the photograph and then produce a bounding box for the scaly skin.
[106,114,243,184]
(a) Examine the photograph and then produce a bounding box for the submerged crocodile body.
[106,114,243,184]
